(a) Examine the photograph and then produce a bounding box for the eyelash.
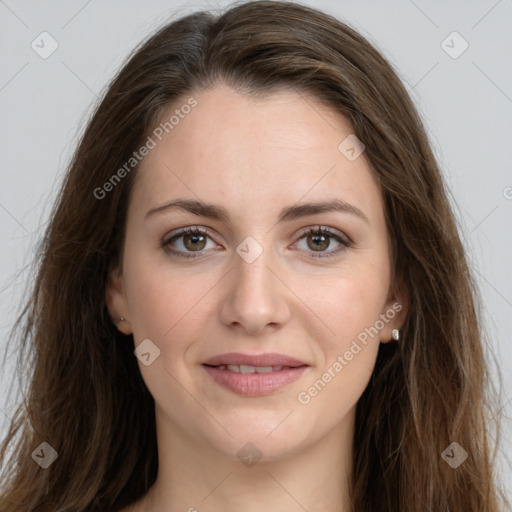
[161,226,351,260]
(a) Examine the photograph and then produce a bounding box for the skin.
[108,82,408,512]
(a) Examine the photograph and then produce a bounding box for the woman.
[0,1,508,510]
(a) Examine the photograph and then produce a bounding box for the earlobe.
[380,279,409,344]
[105,266,132,335]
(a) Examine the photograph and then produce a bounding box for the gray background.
[1,0,511,498]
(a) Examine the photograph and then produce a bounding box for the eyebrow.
[145,198,369,224]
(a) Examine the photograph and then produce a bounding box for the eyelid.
[294,224,352,244]
[162,224,351,259]
[291,225,351,260]
[162,226,218,245]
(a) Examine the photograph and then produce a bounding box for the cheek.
[122,252,214,399]
[296,344,376,439]
[123,263,177,340]
[122,247,221,354]
[296,273,386,427]
[306,261,390,349]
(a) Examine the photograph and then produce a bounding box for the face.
[106,82,407,462]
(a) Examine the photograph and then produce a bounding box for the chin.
[200,421,308,464]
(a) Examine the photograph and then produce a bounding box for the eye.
[161,225,351,260]
[161,227,218,259]
[293,226,351,259]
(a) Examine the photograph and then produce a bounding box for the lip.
[201,352,310,397]
[202,352,308,367]
[202,365,309,396]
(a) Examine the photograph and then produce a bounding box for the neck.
[140,404,355,512]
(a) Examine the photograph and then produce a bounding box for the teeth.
[219,364,284,373]
[255,366,273,373]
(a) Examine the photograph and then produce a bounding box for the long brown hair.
[0,1,508,510]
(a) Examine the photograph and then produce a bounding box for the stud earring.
[392,328,400,341]
[120,316,125,322]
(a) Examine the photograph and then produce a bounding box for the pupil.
[310,234,328,251]
[185,234,205,250]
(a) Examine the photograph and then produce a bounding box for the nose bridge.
[233,239,276,301]
[218,235,290,333]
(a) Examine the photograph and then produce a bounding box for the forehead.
[130,83,383,223]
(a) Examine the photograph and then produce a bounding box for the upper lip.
[202,352,309,367]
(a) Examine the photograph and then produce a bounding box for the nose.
[218,245,291,336]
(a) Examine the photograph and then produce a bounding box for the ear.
[105,264,132,335]
[379,276,409,344]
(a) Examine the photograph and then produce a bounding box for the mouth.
[202,363,309,396]
[205,363,296,373]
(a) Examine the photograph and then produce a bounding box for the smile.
[202,364,309,396]
[213,364,285,373]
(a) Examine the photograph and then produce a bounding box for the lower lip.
[202,365,309,396]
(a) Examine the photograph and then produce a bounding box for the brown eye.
[162,227,216,259]
[306,232,330,251]
[295,226,351,259]
[183,232,207,251]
